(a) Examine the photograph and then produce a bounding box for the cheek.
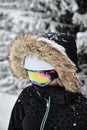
[49,79,58,86]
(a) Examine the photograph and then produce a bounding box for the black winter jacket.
[8,85,87,130]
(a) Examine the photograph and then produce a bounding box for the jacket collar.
[33,85,79,105]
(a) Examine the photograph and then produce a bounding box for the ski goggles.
[28,70,58,87]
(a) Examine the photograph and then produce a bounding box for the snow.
[38,37,66,55]
[78,65,87,97]
[0,92,17,130]
[60,0,78,15]
[73,12,87,28]
[76,31,87,53]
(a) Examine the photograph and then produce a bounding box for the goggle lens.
[28,71,51,87]
[28,70,58,87]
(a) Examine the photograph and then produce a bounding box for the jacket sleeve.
[8,93,25,130]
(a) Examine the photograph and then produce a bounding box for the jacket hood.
[9,34,81,92]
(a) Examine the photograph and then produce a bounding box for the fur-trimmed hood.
[9,34,81,92]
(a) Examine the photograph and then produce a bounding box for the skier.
[8,33,87,130]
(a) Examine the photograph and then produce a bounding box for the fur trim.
[9,34,81,92]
